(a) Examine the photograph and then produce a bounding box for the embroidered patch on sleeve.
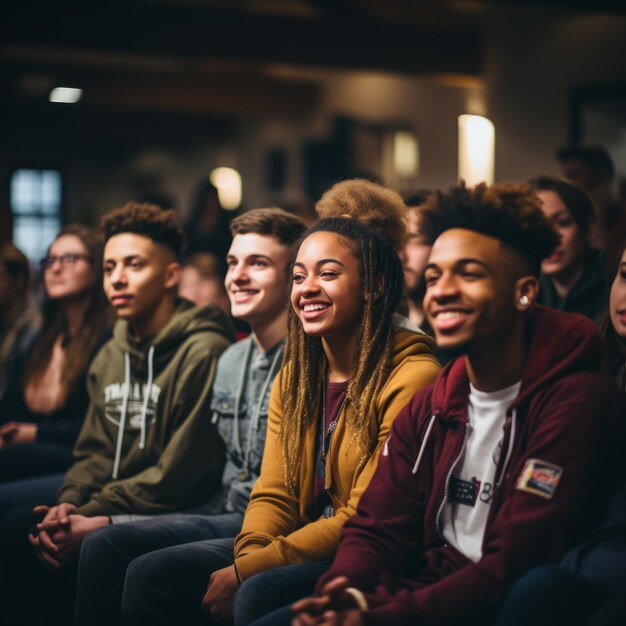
[515,458,563,500]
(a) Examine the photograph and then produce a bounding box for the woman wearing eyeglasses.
[0,225,113,484]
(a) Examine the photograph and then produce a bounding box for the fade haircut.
[229,207,307,246]
[421,182,560,277]
[100,201,184,260]
[280,216,404,495]
[530,175,595,236]
[315,179,408,251]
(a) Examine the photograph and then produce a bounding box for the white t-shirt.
[441,380,521,562]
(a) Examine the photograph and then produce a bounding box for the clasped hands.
[28,502,110,572]
[291,577,365,626]
[199,570,363,626]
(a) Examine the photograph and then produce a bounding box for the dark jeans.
[0,442,73,482]
[591,595,626,626]
[244,561,331,626]
[0,478,74,626]
[122,536,236,625]
[119,529,329,626]
[75,512,244,626]
[0,473,63,519]
[496,565,612,626]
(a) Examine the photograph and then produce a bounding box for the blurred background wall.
[2,0,626,260]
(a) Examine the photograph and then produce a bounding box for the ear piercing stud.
[519,295,529,306]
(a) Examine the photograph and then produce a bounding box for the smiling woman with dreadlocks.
[197,179,441,626]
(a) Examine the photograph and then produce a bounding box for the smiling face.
[225,233,291,326]
[291,231,364,343]
[538,190,586,280]
[610,248,626,339]
[424,228,522,354]
[44,234,96,301]
[103,233,179,329]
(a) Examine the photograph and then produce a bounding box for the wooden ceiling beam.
[0,1,483,76]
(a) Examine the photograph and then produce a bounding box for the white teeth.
[303,303,328,312]
[437,311,463,319]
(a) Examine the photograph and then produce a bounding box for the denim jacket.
[211,335,284,514]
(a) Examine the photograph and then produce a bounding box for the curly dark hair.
[100,201,184,259]
[420,182,560,277]
[315,179,408,251]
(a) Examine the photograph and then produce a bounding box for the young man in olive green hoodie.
[1,201,233,625]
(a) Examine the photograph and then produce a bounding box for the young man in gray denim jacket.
[72,208,307,626]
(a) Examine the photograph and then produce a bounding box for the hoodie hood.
[113,298,234,364]
[430,305,603,418]
[390,314,437,370]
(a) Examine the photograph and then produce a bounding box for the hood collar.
[430,305,603,419]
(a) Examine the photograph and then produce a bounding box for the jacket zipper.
[435,420,471,540]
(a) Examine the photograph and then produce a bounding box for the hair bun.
[315,179,408,251]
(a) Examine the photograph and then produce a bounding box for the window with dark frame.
[10,168,63,262]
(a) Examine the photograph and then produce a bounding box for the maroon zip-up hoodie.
[317,306,625,625]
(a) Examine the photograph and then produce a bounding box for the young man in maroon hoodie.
[290,183,625,626]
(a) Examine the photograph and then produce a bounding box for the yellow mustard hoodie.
[234,324,440,581]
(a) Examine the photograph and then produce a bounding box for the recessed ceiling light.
[49,87,83,104]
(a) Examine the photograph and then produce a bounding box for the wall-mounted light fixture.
[458,114,495,185]
[210,167,242,210]
[49,87,83,104]
[393,130,419,179]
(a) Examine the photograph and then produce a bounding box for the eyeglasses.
[40,253,91,270]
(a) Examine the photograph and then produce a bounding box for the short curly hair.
[100,201,184,259]
[315,179,407,251]
[421,182,560,277]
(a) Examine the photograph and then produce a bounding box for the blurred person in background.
[179,252,230,315]
[532,176,607,320]
[183,179,233,262]
[402,191,433,334]
[556,144,626,251]
[0,242,39,408]
[0,226,113,482]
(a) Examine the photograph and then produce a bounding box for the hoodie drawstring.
[412,414,437,475]
[112,352,131,479]
[139,346,155,450]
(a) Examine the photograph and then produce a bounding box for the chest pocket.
[211,387,269,475]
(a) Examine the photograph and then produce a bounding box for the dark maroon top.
[310,380,348,519]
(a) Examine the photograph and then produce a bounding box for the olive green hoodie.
[57,299,234,516]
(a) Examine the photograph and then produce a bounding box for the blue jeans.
[74,512,244,626]
[496,564,611,626]
[122,536,235,625]
[243,561,331,626]
[119,531,329,626]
